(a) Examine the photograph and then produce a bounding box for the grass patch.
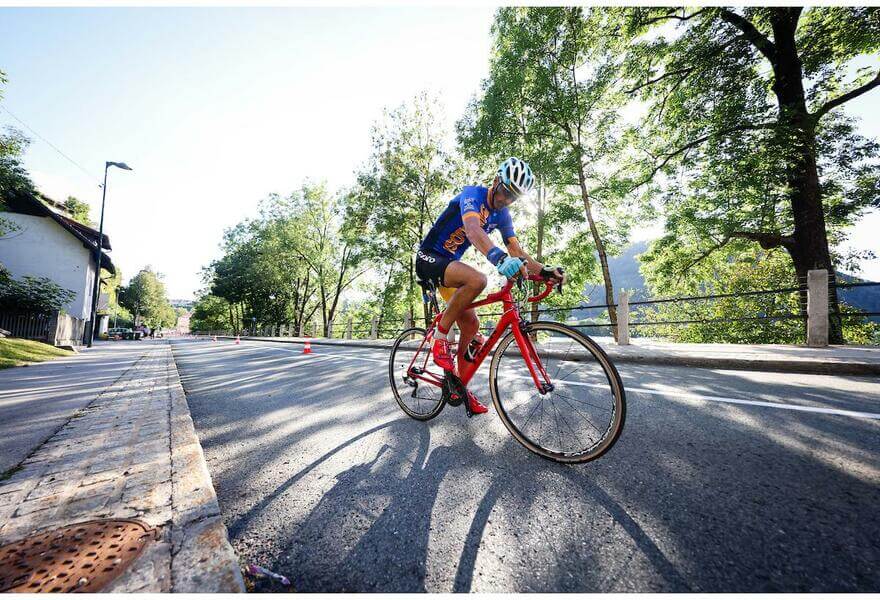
[0,337,73,369]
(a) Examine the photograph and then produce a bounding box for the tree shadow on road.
[225,413,687,593]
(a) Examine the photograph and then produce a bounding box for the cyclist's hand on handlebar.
[497,255,525,279]
[540,265,565,283]
[540,265,566,292]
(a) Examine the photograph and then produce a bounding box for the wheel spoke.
[552,392,604,439]
[553,389,612,414]
[391,329,443,420]
[491,323,625,462]
[519,393,544,433]
[549,397,589,452]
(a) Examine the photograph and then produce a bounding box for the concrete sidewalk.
[211,334,880,376]
[0,341,244,592]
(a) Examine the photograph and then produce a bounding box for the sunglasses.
[499,182,523,200]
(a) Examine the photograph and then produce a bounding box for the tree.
[63,196,95,227]
[206,182,364,337]
[190,294,234,332]
[0,265,75,313]
[118,267,176,328]
[0,72,30,239]
[350,93,463,325]
[289,182,366,336]
[614,7,880,343]
[459,8,643,340]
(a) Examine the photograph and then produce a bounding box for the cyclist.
[415,157,565,415]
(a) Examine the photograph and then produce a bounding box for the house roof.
[2,188,116,275]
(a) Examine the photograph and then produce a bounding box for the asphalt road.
[171,337,880,592]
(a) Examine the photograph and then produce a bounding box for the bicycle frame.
[404,275,557,393]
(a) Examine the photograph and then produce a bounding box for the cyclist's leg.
[455,308,479,366]
[439,262,487,334]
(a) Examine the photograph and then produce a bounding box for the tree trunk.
[576,166,618,341]
[770,10,844,343]
[407,256,415,328]
[531,181,546,325]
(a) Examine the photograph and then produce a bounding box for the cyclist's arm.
[504,236,542,275]
[462,214,498,257]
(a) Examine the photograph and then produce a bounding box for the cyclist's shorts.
[416,248,457,302]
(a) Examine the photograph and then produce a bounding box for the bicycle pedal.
[443,375,465,407]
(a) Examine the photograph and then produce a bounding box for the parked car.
[108,327,134,340]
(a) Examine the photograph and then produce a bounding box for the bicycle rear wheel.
[389,327,445,421]
[488,321,626,463]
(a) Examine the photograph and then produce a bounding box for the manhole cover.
[0,519,156,593]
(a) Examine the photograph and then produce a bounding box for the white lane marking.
[508,374,880,420]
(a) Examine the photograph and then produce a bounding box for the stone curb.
[167,344,246,593]
[210,335,880,376]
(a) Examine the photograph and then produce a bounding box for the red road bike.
[389,274,626,463]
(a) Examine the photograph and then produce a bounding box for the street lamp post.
[87,161,132,347]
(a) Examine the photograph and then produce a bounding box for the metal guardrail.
[196,271,878,346]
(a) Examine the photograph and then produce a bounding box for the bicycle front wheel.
[389,327,445,421]
[488,321,626,463]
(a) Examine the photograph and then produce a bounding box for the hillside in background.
[836,273,880,321]
[581,241,649,306]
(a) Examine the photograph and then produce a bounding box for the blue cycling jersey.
[420,186,517,260]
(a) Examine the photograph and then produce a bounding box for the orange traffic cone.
[303,337,312,354]
[235,335,240,345]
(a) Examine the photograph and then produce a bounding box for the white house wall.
[0,213,95,319]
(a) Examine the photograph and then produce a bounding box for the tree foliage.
[206,182,364,336]
[350,92,464,323]
[610,6,880,342]
[0,265,75,313]
[118,267,176,328]
[189,294,234,332]
[63,196,95,227]
[458,8,648,338]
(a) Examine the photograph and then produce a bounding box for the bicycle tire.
[488,321,626,463]
[389,327,446,421]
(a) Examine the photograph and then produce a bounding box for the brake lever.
[556,268,565,294]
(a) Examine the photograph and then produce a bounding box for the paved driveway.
[0,340,158,474]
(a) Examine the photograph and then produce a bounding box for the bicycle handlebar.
[499,260,565,304]
[502,273,562,303]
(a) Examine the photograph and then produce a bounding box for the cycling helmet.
[497,157,535,197]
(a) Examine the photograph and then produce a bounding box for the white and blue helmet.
[497,157,535,196]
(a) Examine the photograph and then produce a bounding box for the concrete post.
[47,311,60,346]
[370,317,378,340]
[311,321,318,338]
[404,310,412,329]
[807,269,829,347]
[327,319,334,339]
[346,318,353,339]
[618,291,630,346]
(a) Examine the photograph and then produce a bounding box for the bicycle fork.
[512,323,554,394]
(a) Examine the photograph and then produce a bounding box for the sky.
[0,6,878,299]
